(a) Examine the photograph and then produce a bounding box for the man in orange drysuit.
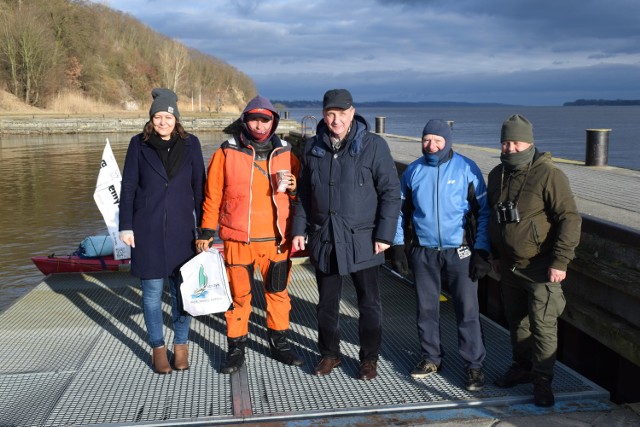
[196,95,303,374]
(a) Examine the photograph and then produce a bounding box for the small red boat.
[32,242,307,275]
[31,254,131,275]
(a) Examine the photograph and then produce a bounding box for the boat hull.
[31,255,130,275]
[32,243,307,275]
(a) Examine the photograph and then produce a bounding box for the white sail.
[93,139,131,260]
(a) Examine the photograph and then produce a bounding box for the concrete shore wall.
[0,116,301,135]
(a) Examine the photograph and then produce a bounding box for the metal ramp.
[0,261,608,426]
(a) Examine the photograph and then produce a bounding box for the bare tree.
[159,39,189,93]
[0,4,58,105]
[0,0,256,109]
[0,10,20,96]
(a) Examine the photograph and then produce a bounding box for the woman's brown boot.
[152,346,172,374]
[173,344,190,370]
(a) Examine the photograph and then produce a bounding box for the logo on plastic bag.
[191,263,226,299]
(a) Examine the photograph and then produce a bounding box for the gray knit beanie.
[149,88,180,120]
[501,114,534,143]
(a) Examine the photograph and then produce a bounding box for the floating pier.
[0,263,611,426]
[2,131,640,426]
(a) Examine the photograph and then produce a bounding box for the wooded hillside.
[0,0,256,113]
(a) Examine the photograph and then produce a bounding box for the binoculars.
[495,201,521,223]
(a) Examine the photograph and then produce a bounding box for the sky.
[98,0,640,106]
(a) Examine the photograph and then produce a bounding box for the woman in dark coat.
[119,88,205,374]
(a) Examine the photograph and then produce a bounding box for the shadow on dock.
[0,261,610,426]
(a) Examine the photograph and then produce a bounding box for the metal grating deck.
[0,262,608,426]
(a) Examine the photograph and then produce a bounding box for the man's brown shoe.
[314,357,340,376]
[359,359,377,381]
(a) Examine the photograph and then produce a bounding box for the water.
[285,105,640,170]
[0,131,225,314]
[0,106,638,313]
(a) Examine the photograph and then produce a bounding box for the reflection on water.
[0,131,225,313]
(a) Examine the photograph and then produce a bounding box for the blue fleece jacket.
[393,151,490,251]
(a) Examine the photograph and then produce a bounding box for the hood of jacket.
[240,95,280,142]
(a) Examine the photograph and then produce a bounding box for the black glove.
[196,227,215,241]
[390,245,409,276]
[195,227,216,249]
[469,249,491,281]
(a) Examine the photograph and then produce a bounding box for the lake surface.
[287,105,640,170]
[1,106,638,313]
[0,131,225,314]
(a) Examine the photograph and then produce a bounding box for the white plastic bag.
[179,248,232,316]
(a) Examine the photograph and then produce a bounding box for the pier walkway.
[0,261,619,426]
[2,135,640,426]
[383,133,640,232]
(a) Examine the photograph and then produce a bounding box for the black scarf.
[500,145,535,171]
[147,133,185,179]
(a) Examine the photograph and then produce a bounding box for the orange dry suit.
[201,134,300,338]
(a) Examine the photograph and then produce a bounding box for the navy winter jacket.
[119,133,205,278]
[292,114,401,275]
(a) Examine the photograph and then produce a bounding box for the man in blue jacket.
[292,89,401,381]
[390,119,491,391]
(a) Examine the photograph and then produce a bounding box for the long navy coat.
[292,114,401,275]
[119,133,205,278]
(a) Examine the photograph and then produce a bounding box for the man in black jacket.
[292,89,401,381]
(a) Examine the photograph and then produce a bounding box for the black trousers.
[315,260,382,362]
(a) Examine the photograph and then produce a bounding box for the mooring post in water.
[447,120,454,129]
[375,116,386,134]
[585,129,611,166]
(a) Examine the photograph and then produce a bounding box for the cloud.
[97,0,640,105]
[254,62,640,106]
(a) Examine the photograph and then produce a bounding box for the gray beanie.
[501,114,533,143]
[149,88,180,120]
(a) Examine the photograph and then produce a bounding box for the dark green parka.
[487,150,581,271]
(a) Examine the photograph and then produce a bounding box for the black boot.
[221,335,247,374]
[533,375,555,407]
[269,329,304,366]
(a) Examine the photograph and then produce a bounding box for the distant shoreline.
[563,99,640,106]
[273,100,521,108]
[277,100,640,108]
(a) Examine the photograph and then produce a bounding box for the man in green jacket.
[487,114,581,407]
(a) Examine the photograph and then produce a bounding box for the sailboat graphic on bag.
[192,265,211,298]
